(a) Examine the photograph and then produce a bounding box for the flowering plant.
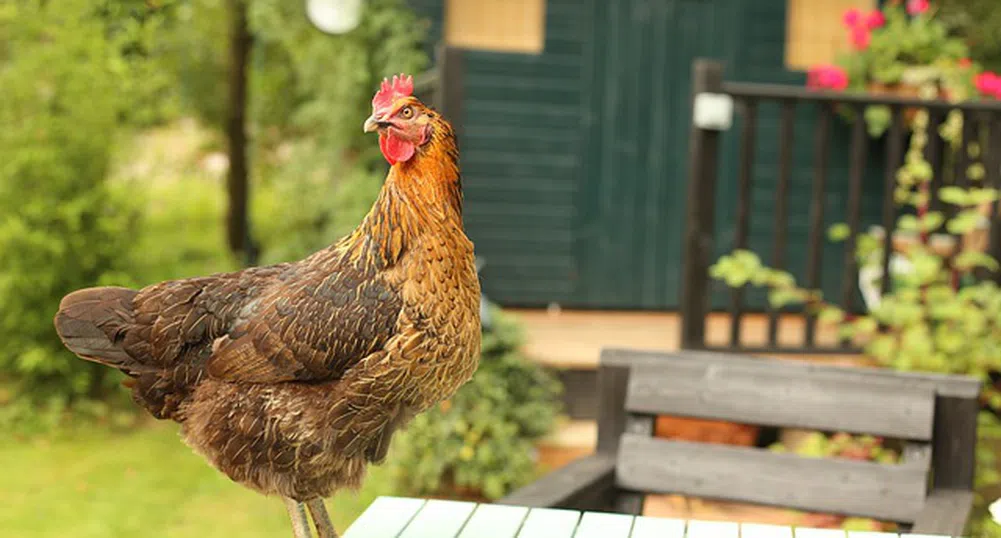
[806,0,1001,136]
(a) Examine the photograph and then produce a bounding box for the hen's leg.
[284,497,313,538]
[306,498,339,538]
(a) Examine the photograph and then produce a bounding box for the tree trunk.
[225,0,257,265]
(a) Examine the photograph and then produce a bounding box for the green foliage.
[938,0,1001,73]
[392,307,563,500]
[770,432,899,463]
[0,1,143,411]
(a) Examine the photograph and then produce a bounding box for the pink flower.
[865,10,886,29]
[907,0,930,15]
[843,8,863,28]
[850,26,872,50]
[807,65,850,91]
[975,72,1001,99]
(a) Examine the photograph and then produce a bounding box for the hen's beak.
[363,114,383,133]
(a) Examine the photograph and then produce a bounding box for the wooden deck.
[509,309,866,370]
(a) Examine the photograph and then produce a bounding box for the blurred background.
[3,0,1001,536]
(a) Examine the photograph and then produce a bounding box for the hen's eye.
[400,106,414,119]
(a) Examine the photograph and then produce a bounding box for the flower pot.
[865,82,929,125]
[654,415,759,446]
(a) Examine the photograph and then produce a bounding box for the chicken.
[53,74,481,538]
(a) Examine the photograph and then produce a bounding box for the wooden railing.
[680,59,1001,354]
[413,44,464,139]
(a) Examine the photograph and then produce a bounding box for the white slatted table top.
[343,496,963,538]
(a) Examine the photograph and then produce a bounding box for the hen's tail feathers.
[54,287,152,376]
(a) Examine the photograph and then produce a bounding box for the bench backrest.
[597,348,982,524]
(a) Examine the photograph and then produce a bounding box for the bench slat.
[616,434,928,522]
[397,499,476,538]
[628,516,685,538]
[793,530,847,537]
[739,523,795,538]
[603,348,981,399]
[626,361,935,440]
[685,520,739,538]
[516,508,581,538]
[572,512,633,538]
[457,504,531,538]
[342,497,426,538]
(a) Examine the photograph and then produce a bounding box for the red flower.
[850,26,871,50]
[907,0,930,15]
[958,58,972,68]
[865,10,886,29]
[843,8,863,28]
[975,72,1001,99]
[807,65,850,91]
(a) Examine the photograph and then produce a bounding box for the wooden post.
[595,359,631,455]
[931,395,979,490]
[680,59,725,350]
[436,44,464,142]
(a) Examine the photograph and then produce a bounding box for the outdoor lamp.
[306,0,362,34]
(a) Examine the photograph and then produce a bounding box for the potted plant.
[806,0,977,136]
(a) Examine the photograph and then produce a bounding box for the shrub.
[0,1,141,415]
[392,306,563,500]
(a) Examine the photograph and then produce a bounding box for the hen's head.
[364,74,436,166]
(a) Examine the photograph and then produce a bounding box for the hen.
[53,75,480,538]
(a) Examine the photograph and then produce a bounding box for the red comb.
[372,74,414,111]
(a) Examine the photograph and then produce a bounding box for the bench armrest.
[911,488,974,536]
[498,454,616,511]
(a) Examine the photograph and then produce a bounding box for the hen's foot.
[306,498,339,538]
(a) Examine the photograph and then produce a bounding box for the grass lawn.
[0,421,396,538]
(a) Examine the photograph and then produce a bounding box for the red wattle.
[379,133,415,165]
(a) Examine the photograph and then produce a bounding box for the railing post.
[435,44,464,142]
[680,59,725,350]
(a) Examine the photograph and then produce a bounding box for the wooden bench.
[500,348,982,536]
[344,496,971,537]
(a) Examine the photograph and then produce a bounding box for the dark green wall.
[409,0,886,311]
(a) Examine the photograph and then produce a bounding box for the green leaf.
[967,188,999,206]
[866,334,897,362]
[919,211,944,232]
[935,325,966,354]
[817,306,845,324]
[853,317,878,334]
[955,251,1000,272]
[897,214,919,231]
[828,223,851,242]
[910,252,943,284]
[939,186,969,206]
[768,288,803,309]
[947,209,985,235]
